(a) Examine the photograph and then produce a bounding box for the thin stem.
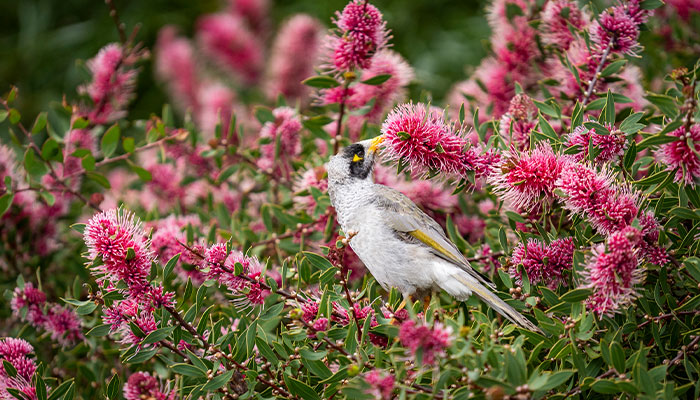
[104,0,127,45]
[581,38,614,108]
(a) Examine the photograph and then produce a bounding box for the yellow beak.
[368,135,385,153]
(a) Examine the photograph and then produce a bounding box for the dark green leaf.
[600,60,627,77]
[24,149,48,178]
[101,124,121,158]
[0,193,13,218]
[559,288,592,302]
[171,363,207,377]
[106,374,119,400]
[302,75,340,89]
[361,74,392,85]
[32,112,48,134]
[284,376,322,400]
[86,324,111,337]
[163,253,181,281]
[203,370,234,391]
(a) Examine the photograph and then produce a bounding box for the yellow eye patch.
[353,154,363,162]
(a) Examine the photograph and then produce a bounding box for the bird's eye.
[352,154,363,162]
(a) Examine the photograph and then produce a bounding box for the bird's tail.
[452,274,543,334]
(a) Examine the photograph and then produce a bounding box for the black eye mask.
[344,144,371,179]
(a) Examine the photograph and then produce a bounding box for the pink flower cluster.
[590,0,649,56]
[510,237,575,289]
[565,124,627,163]
[381,103,497,180]
[655,124,700,187]
[301,300,387,346]
[499,94,538,150]
[364,370,394,399]
[203,244,269,310]
[78,43,138,124]
[583,227,643,315]
[489,143,567,211]
[257,107,303,177]
[11,283,84,346]
[0,338,38,400]
[149,215,207,285]
[541,0,588,50]
[84,208,175,347]
[398,319,452,365]
[123,372,176,400]
[326,0,389,72]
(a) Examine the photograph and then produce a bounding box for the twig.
[666,335,700,368]
[104,0,127,45]
[581,38,613,108]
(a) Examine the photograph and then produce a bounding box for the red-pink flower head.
[352,50,414,121]
[487,0,532,33]
[123,372,175,400]
[637,212,668,265]
[492,15,537,76]
[381,103,492,179]
[203,245,269,309]
[541,0,588,50]
[499,93,538,149]
[655,124,700,187]
[84,208,154,298]
[489,143,566,211]
[155,26,199,113]
[228,0,269,34]
[565,124,627,163]
[79,43,138,124]
[195,82,240,138]
[11,283,47,325]
[510,237,574,289]
[0,338,36,381]
[364,370,395,399]
[555,162,639,235]
[326,0,389,72]
[398,320,452,365]
[584,226,642,315]
[196,13,263,84]
[44,305,84,346]
[590,4,641,55]
[257,107,302,175]
[266,14,324,102]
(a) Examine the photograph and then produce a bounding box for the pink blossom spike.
[155,26,200,114]
[655,124,700,187]
[364,370,395,399]
[565,123,627,163]
[510,237,575,289]
[398,319,452,365]
[541,0,589,50]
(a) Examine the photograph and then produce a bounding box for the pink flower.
[79,43,137,124]
[196,13,263,83]
[590,4,642,55]
[62,128,95,176]
[655,124,700,187]
[487,0,532,33]
[541,0,589,50]
[638,212,669,265]
[381,103,492,179]
[266,14,324,102]
[300,301,320,323]
[103,298,138,332]
[499,94,538,149]
[0,338,33,361]
[11,283,47,325]
[149,215,207,285]
[454,214,486,242]
[510,237,574,289]
[398,320,452,365]
[351,50,414,120]
[0,338,38,399]
[364,370,395,399]
[228,0,269,34]
[257,107,302,177]
[84,208,154,298]
[203,244,269,309]
[565,124,627,163]
[555,162,639,235]
[489,143,566,211]
[123,372,175,400]
[195,82,240,138]
[583,227,642,315]
[43,305,84,346]
[155,26,199,113]
[492,16,537,76]
[312,318,329,332]
[325,0,389,72]
[120,311,157,347]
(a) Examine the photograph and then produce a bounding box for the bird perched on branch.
[327,136,542,333]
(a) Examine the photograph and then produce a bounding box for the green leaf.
[86,324,111,337]
[122,137,135,153]
[70,223,86,234]
[600,59,627,77]
[637,133,677,150]
[171,363,207,377]
[620,112,646,134]
[602,90,615,125]
[641,0,664,9]
[592,380,623,394]
[645,93,678,119]
[47,380,74,400]
[76,301,97,315]
[36,375,47,400]
[125,347,157,364]
[284,376,322,400]
[0,193,13,218]
[537,114,559,142]
[81,154,95,171]
[41,139,62,162]
[163,253,181,281]
[610,342,625,373]
[127,160,152,182]
[142,326,176,345]
[361,74,392,85]
[101,124,121,158]
[537,371,574,392]
[559,288,592,302]
[3,360,17,377]
[31,112,48,134]
[302,75,340,89]
[623,141,637,171]
[254,106,275,124]
[86,172,111,189]
[8,108,21,124]
[203,370,234,391]
[72,117,89,129]
[670,207,700,220]
[302,251,334,271]
[106,374,119,400]
[24,149,48,178]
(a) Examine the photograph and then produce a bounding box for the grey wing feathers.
[371,184,496,290]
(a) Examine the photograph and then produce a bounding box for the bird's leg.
[422,294,431,314]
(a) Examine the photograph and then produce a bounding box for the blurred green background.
[0,0,490,121]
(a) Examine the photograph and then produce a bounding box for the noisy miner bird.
[327,136,542,333]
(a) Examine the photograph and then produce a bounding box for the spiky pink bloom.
[541,0,588,50]
[510,237,574,289]
[195,82,239,137]
[196,13,263,84]
[228,0,269,34]
[398,320,452,365]
[103,298,138,332]
[487,0,532,33]
[590,5,641,55]
[584,227,642,315]
[381,103,492,179]
[149,215,206,285]
[499,94,538,149]
[300,301,320,324]
[489,143,566,211]
[266,14,324,102]
[120,311,157,347]
[555,162,639,235]
[454,214,486,242]
[473,57,519,119]
[364,370,395,399]
[0,339,39,400]
[0,338,33,361]
[203,245,269,309]
[11,283,47,325]
[155,26,199,113]
[84,209,154,298]
[667,0,700,20]
[655,124,700,187]
[123,372,175,400]
[638,212,669,265]
[492,16,537,77]
[326,0,389,72]
[257,107,302,176]
[311,318,329,333]
[352,50,414,121]
[79,43,137,124]
[565,124,627,163]
[44,305,84,346]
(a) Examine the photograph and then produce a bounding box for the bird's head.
[327,136,385,185]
